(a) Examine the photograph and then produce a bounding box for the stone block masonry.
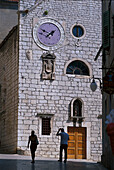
[18,0,102,160]
[17,0,102,161]
[0,26,18,153]
[0,0,102,162]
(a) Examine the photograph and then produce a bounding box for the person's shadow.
[31,163,35,170]
[59,162,67,170]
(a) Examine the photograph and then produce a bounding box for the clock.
[33,18,65,50]
[37,23,61,46]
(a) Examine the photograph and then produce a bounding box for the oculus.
[71,23,86,39]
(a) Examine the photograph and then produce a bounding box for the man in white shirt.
[56,128,69,163]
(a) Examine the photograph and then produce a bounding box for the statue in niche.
[73,99,82,117]
[41,52,56,80]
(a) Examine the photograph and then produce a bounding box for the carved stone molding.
[41,52,56,80]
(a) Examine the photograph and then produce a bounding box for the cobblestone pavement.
[0,154,108,170]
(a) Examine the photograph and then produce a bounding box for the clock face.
[33,18,65,50]
[37,23,61,46]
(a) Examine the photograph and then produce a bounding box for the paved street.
[0,154,108,170]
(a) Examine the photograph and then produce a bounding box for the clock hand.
[46,30,56,37]
[40,28,49,33]
[50,30,55,36]
[38,32,46,36]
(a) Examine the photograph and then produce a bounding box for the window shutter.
[102,10,110,49]
[113,15,114,36]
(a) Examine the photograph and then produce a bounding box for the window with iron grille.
[42,118,51,135]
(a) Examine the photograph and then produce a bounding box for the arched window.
[66,60,89,76]
[71,98,84,118]
[73,99,82,117]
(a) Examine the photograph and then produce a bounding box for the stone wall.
[0,26,18,153]
[0,0,102,161]
[3,0,103,161]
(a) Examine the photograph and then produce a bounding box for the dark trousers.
[60,144,68,161]
[30,144,37,161]
[31,151,35,161]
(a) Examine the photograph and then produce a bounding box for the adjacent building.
[0,0,102,161]
[101,0,114,169]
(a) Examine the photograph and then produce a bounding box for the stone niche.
[41,52,56,80]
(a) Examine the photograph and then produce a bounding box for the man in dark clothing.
[28,130,39,163]
[56,128,69,163]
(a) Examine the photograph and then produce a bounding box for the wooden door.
[67,127,86,159]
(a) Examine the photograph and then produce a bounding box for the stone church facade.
[0,0,102,161]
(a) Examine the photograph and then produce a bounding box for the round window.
[71,24,86,39]
[72,25,84,37]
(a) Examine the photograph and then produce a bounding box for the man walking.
[56,128,69,163]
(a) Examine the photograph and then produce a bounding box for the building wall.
[102,1,114,169]
[0,26,18,153]
[18,0,102,161]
